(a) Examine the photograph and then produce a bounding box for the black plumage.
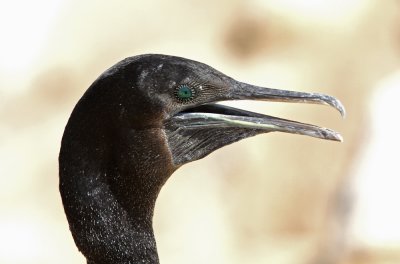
[59,54,344,264]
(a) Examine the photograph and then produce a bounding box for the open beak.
[170,81,345,142]
[164,80,345,166]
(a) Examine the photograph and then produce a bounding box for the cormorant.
[59,54,344,264]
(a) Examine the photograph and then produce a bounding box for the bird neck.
[59,112,175,264]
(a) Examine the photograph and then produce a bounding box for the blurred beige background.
[1,0,400,263]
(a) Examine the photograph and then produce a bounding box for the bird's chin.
[163,103,342,166]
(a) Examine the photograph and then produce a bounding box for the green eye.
[175,85,196,102]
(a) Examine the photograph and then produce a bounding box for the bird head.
[86,54,344,168]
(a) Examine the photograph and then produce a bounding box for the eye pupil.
[176,85,195,102]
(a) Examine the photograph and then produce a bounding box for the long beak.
[170,81,345,142]
[165,80,345,165]
[230,82,345,118]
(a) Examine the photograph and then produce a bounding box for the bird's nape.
[59,54,344,264]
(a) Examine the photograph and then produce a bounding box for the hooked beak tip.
[324,94,346,118]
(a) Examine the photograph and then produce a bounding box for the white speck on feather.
[137,70,149,87]
[140,70,148,79]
